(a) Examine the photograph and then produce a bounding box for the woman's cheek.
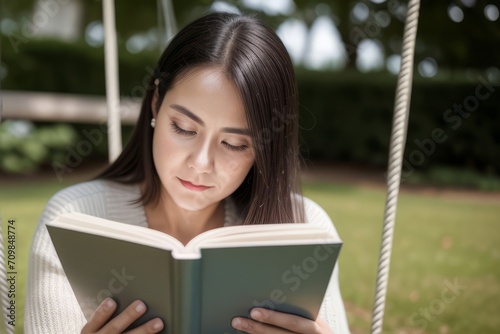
[224,158,241,176]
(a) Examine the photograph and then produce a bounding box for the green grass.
[303,182,500,333]
[0,176,78,334]
[1,176,499,333]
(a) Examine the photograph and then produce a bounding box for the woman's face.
[152,67,255,212]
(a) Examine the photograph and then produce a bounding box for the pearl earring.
[154,78,159,86]
[151,118,156,128]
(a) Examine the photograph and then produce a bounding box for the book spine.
[173,259,201,333]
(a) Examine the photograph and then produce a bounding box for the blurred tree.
[3,0,498,71]
[290,0,499,71]
[1,0,498,175]
[294,1,357,67]
[414,0,500,69]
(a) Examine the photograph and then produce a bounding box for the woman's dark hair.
[99,12,304,225]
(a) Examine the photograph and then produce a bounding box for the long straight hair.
[99,12,304,225]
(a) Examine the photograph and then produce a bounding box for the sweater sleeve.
[303,197,351,334]
[25,183,107,334]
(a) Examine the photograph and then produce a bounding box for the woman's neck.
[143,188,225,245]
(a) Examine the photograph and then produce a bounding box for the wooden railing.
[1,90,140,125]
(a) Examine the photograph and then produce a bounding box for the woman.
[25,12,350,334]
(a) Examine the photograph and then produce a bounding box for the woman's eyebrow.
[221,127,251,136]
[170,104,204,125]
[170,103,251,136]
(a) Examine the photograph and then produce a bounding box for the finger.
[100,300,148,333]
[81,298,117,333]
[125,317,164,334]
[231,316,291,334]
[249,308,322,334]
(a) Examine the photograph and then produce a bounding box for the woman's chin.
[173,196,217,213]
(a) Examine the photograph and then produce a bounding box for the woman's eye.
[171,122,196,136]
[222,141,248,152]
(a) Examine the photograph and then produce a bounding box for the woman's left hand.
[231,308,333,334]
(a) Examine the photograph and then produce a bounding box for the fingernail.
[135,301,146,313]
[231,317,241,328]
[152,318,164,331]
[103,298,115,311]
[251,309,262,320]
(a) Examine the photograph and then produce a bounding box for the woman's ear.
[151,79,160,118]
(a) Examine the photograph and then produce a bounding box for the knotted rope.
[370,1,421,333]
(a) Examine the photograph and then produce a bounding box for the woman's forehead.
[164,67,247,124]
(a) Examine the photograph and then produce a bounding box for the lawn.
[1,174,499,333]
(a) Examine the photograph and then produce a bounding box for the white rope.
[158,0,178,49]
[157,0,163,52]
[370,1,420,333]
[0,218,15,334]
[103,0,122,162]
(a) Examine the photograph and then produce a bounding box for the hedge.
[296,69,500,175]
[1,38,499,175]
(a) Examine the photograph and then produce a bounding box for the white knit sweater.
[25,180,350,333]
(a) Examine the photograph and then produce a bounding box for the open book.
[46,212,342,334]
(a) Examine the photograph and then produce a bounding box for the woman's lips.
[178,178,212,191]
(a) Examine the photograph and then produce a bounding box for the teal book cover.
[47,212,342,334]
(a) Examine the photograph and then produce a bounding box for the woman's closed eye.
[222,142,248,152]
[171,122,196,136]
[171,121,249,152]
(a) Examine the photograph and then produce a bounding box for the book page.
[185,223,338,252]
[50,212,190,256]
[50,213,340,259]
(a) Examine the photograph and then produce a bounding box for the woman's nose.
[187,140,214,173]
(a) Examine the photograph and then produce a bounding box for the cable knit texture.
[25,180,350,333]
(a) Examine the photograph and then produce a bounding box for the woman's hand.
[81,298,164,334]
[231,308,333,334]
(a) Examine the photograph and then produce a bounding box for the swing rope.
[103,0,122,163]
[158,0,178,49]
[370,0,421,333]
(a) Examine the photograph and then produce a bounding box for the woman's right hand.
[81,298,164,333]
